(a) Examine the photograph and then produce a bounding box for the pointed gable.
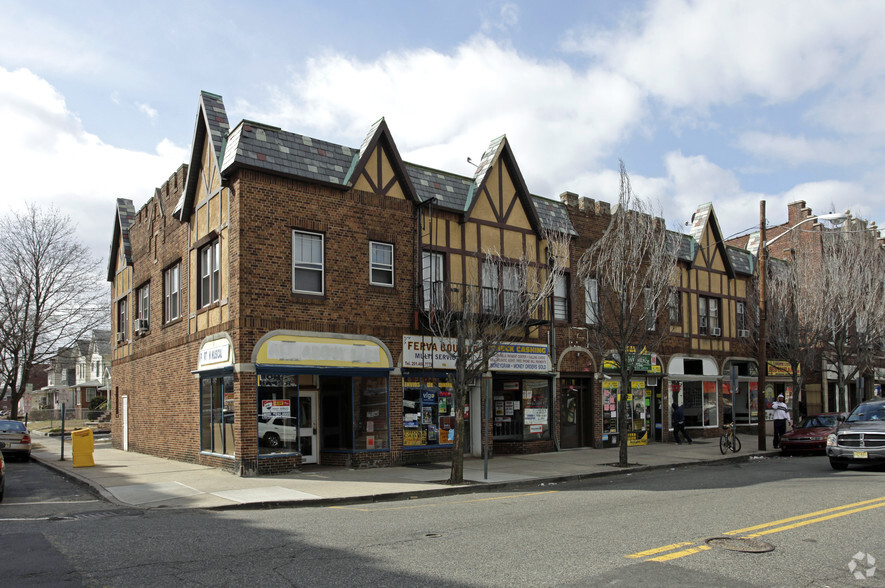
[687,202,735,277]
[464,135,542,234]
[107,198,136,281]
[345,118,418,201]
[177,91,230,221]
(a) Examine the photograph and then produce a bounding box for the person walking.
[772,393,792,448]
[671,402,692,444]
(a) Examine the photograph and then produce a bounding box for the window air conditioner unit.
[738,329,750,338]
[712,327,721,337]
[135,319,149,333]
[115,332,124,343]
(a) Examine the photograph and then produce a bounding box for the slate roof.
[201,91,229,167]
[671,232,695,262]
[405,164,472,210]
[222,121,355,187]
[107,198,136,281]
[533,196,578,236]
[727,246,754,275]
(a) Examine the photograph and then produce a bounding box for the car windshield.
[799,415,837,428]
[846,404,885,422]
[0,420,26,432]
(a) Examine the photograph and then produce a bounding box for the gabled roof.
[176,91,230,221]
[464,135,543,233]
[343,118,419,200]
[686,202,736,277]
[106,198,136,281]
[221,120,355,188]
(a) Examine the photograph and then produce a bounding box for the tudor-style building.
[108,91,573,474]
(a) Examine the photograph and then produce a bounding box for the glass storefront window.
[678,380,719,427]
[200,374,235,455]
[355,376,389,450]
[403,374,455,447]
[257,374,301,455]
[493,377,551,441]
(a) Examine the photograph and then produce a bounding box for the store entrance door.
[560,377,593,449]
[299,390,318,464]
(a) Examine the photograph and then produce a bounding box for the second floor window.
[116,298,127,341]
[292,230,324,294]
[422,251,444,311]
[585,278,598,325]
[199,239,220,308]
[737,301,747,335]
[699,296,720,336]
[136,283,150,331]
[553,274,569,321]
[164,263,181,323]
[668,288,681,324]
[369,241,394,286]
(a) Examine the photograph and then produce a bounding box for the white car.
[258,416,298,448]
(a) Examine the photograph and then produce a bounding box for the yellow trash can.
[71,428,94,468]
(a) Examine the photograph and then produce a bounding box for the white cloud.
[565,0,885,109]
[136,101,158,122]
[239,35,645,201]
[0,67,187,261]
[736,132,869,167]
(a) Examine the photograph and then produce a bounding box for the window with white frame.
[164,263,181,323]
[292,230,324,294]
[553,274,569,321]
[736,301,747,335]
[482,260,498,313]
[136,282,150,331]
[585,278,598,325]
[699,296,720,336]
[369,241,394,286]
[422,251,444,311]
[199,239,220,308]
[503,265,521,315]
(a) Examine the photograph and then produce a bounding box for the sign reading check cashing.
[402,335,549,372]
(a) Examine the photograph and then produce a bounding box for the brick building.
[111,91,842,476]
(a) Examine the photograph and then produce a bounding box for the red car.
[780,413,844,455]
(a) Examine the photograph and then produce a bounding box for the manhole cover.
[706,537,775,553]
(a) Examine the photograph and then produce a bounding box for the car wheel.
[264,433,281,448]
[829,460,848,471]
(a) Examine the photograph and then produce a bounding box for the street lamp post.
[756,202,849,450]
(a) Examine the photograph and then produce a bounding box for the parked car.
[0,451,5,502]
[827,398,885,470]
[779,413,844,455]
[258,416,298,448]
[0,419,31,461]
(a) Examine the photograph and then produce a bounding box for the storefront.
[667,355,719,432]
[196,334,236,460]
[721,358,759,425]
[253,330,393,468]
[402,335,553,457]
[600,352,663,447]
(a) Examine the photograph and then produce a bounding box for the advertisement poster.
[524,408,548,425]
[261,399,291,417]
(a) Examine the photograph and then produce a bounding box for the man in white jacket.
[772,394,792,448]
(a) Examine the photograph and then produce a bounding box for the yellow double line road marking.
[724,495,885,538]
[626,495,885,562]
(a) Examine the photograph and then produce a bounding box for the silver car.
[0,419,32,461]
[827,399,885,470]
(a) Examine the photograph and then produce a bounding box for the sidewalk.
[29,435,779,510]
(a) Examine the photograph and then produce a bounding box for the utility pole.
[757,202,767,451]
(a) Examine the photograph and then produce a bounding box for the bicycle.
[720,421,741,454]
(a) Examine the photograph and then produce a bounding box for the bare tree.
[421,230,569,484]
[763,241,830,418]
[0,204,106,419]
[816,220,885,411]
[575,162,679,467]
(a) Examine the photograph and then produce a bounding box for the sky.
[2,0,884,265]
